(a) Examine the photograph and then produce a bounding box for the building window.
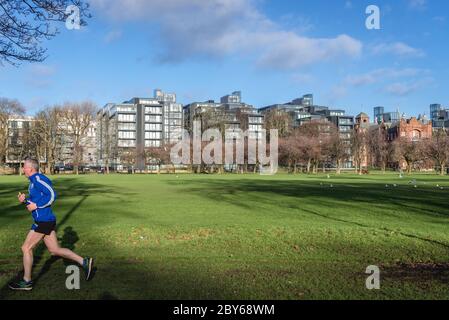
[145,115,162,122]
[145,140,161,147]
[249,124,261,131]
[118,131,136,139]
[145,107,162,114]
[118,123,136,130]
[145,123,162,131]
[117,106,135,112]
[118,114,136,122]
[145,132,161,139]
[169,105,182,112]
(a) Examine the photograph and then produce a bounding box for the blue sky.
[0,0,448,119]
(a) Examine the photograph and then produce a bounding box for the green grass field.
[1,172,449,300]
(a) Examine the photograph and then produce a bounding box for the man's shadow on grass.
[0,195,97,298]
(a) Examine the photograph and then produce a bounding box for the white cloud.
[408,0,427,10]
[339,68,433,97]
[90,0,362,69]
[104,30,123,43]
[26,64,57,88]
[385,78,433,96]
[433,16,446,24]
[371,42,425,58]
[345,68,429,86]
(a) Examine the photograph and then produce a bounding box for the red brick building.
[388,116,433,170]
[388,116,432,142]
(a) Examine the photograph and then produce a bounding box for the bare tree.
[120,148,137,173]
[145,146,172,174]
[34,106,64,174]
[279,136,298,173]
[62,101,96,175]
[352,129,367,175]
[0,0,90,65]
[428,129,449,175]
[263,109,292,138]
[0,98,25,166]
[368,126,390,172]
[293,122,331,173]
[326,125,348,175]
[392,138,425,174]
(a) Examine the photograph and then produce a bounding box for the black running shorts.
[31,221,56,235]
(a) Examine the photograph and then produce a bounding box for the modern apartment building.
[183,91,264,140]
[430,103,449,129]
[373,106,400,125]
[97,89,183,171]
[260,94,355,168]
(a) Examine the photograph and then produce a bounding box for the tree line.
[0,98,96,175]
[268,108,449,175]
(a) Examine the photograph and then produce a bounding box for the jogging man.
[8,158,94,291]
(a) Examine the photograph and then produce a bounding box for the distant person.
[8,158,94,291]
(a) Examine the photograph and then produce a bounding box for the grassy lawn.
[1,172,449,300]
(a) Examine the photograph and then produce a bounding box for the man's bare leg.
[21,230,45,282]
[43,231,84,265]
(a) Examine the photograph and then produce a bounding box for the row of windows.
[167,104,182,112]
[145,107,162,114]
[117,106,135,112]
[118,114,136,122]
[145,123,162,131]
[118,131,136,139]
[118,115,182,123]
[118,123,136,130]
[339,119,353,125]
[339,126,353,132]
[118,140,136,147]
[165,119,182,126]
[248,117,263,124]
[145,140,161,147]
[165,113,182,119]
[145,115,162,122]
[145,132,161,139]
[248,124,262,131]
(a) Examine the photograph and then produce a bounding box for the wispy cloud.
[345,68,430,86]
[26,64,57,89]
[337,68,433,98]
[104,30,123,44]
[385,78,433,96]
[408,0,427,10]
[90,0,362,69]
[371,42,425,58]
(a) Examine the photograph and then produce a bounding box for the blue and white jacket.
[26,173,57,222]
